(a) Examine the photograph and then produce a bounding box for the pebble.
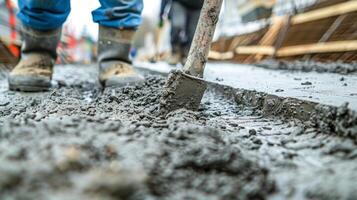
[249,129,257,136]
[0,100,10,106]
[301,81,312,85]
[251,137,263,145]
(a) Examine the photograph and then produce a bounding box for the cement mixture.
[0,64,356,200]
[256,60,357,75]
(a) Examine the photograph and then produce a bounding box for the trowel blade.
[160,70,207,114]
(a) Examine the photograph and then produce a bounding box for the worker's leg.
[17,0,70,30]
[8,0,69,91]
[92,0,143,29]
[183,8,201,59]
[92,0,144,87]
[168,1,187,65]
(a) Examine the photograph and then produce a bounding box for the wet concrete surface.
[0,64,356,200]
[137,61,357,111]
[256,60,357,75]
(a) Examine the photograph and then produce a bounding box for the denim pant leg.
[92,0,143,29]
[169,1,187,54]
[183,8,201,56]
[17,0,71,30]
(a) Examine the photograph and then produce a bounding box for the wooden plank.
[273,15,291,52]
[228,36,244,51]
[235,45,275,55]
[258,16,287,46]
[233,40,357,58]
[276,40,357,57]
[208,51,234,60]
[319,14,347,42]
[291,1,357,25]
[254,15,291,61]
[303,14,347,60]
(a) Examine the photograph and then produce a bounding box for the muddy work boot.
[98,26,144,87]
[168,52,182,66]
[8,26,61,92]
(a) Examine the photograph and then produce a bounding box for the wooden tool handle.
[183,0,223,78]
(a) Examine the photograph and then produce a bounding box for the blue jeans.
[17,0,143,30]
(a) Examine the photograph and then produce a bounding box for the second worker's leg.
[168,2,187,65]
[183,8,201,62]
[8,0,70,91]
[93,0,144,87]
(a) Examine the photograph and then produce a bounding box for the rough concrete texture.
[137,61,357,111]
[0,64,357,200]
[256,59,357,75]
[213,84,357,142]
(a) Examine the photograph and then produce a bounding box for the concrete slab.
[135,61,357,111]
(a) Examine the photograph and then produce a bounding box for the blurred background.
[1,0,356,66]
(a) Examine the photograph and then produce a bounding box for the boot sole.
[103,75,145,88]
[8,75,51,92]
[9,84,50,92]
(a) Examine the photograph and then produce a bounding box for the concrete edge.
[209,82,357,142]
[136,65,357,142]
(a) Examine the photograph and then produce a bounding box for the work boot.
[168,52,182,66]
[8,26,61,92]
[98,26,144,87]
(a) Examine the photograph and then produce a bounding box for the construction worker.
[159,0,204,65]
[8,0,144,92]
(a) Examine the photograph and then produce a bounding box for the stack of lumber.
[210,0,357,63]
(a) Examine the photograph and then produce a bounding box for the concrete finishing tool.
[160,0,223,114]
